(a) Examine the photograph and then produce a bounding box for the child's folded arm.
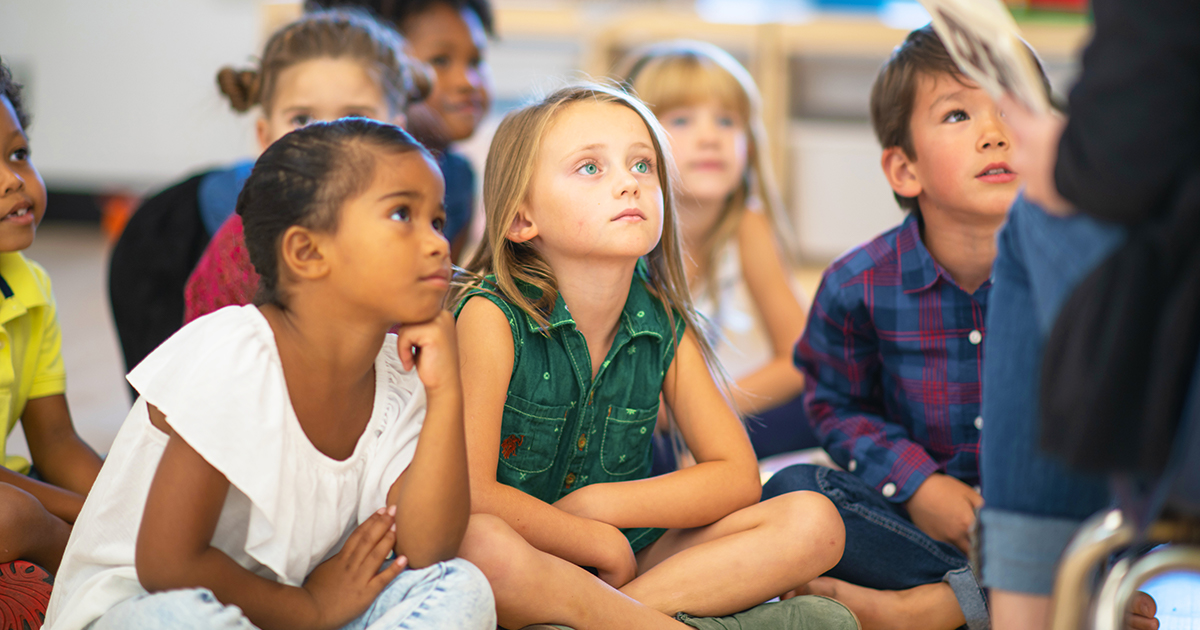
[458,297,634,575]
[21,394,103,500]
[553,329,761,530]
[136,407,325,630]
[385,312,470,569]
[798,280,939,503]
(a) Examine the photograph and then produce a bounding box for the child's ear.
[279,226,330,281]
[255,117,272,153]
[881,146,923,200]
[505,204,539,244]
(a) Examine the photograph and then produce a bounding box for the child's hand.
[395,311,461,394]
[303,506,407,630]
[904,473,983,555]
[997,94,1075,216]
[553,484,609,523]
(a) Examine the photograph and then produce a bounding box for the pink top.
[185,214,259,323]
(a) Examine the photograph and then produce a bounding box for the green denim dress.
[456,268,685,553]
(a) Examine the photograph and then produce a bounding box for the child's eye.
[716,116,736,128]
[9,147,29,162]
[577,163,599,175]
[390,206,411,222]
[667,116,689,127]
[432,216,446,233]
[289,114,313,128]
[632,160,652,175]
[943,109,969,123]
[429,55,451,68]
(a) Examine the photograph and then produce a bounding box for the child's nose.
[0,164,23,196]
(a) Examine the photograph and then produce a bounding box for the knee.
[762,464,824,500]
[0,483,51,544]
[765,490,845,572]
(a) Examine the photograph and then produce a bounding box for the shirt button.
[968,330,983,345]
[881,483,897,498]
[847,459,858,472]
[577,435,587,450]
[974,416,984,430]
[565,473,576,488]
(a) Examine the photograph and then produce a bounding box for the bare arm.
[554,329,762,530]
[730,211,808,416]
[457,297,636,584]
[386,311,470,568]
[138,405,402,630]
[22,394,103,496]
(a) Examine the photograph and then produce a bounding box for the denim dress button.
[881,482,897,498]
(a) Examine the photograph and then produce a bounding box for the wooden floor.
[13,222,1199,628]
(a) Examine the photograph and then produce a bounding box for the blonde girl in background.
[450,83,854,630]
[618,41,815,458]
[180,8,433,323]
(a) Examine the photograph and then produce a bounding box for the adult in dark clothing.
[979,1,1197,628]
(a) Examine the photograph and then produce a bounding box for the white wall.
[0,0,267,194]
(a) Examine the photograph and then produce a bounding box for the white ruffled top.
[46,306,426,630]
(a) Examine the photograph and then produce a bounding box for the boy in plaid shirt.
[762,25,1035,630]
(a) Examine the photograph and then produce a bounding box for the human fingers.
[370,554,409,591]
[346,508,396,567]
[363,510,398,569]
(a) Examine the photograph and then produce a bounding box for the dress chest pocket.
[499,394,569,474]
[599,404,658,477]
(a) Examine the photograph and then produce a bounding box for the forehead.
[913,71,984,109]
[272,58,385,106]
[365,148,445,193]
[404,4,486,50]
[0,96,22,136]
[541,101,653,156]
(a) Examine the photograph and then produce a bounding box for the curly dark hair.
[307,0,495,37]
[0,59,30,130]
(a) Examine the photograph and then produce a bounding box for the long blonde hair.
[453,83,726,388]
[616,40,795,302]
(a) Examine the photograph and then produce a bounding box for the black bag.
[1040,169,1200,475]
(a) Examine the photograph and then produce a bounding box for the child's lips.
[976,162,1017,184]
[420,270,451,286]
[612,208,646,222]
[1,201,34,225]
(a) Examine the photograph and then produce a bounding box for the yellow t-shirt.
[0,251,67,473]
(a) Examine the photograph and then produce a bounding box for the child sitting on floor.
[450,83,854,630]
[0,58,104,621]
[46,119,493,630]
[762,25,1025,630]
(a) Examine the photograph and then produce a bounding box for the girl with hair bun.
[48,118,494,630]
[109,8,430,375]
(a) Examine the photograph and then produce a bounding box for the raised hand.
[395,310,461,394]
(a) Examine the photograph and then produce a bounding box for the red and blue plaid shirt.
[796,214,989,503]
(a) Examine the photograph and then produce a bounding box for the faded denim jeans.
[86,558,495,630]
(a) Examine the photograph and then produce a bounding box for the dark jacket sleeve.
[1054,0,1200,225]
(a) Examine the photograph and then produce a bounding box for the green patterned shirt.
[457,266,684,553]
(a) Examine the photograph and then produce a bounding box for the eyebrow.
[567,141,655,157]
[377,191,423,202]
[929,88,969,111]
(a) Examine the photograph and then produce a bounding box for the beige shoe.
[676,595,861,630]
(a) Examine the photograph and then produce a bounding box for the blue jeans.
[763,465,989,630]
[979,194,1126,594]
[86,558,495,630]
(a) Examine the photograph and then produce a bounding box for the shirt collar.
[526,260,663,340]
[0,252,48,308]
[897,213,948,294]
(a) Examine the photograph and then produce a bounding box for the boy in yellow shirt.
[0,59,103,585]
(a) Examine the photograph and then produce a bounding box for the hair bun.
[216,66,262,113]
[407,60,434,105]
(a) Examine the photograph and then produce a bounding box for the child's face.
[0,96,45,252]
[885,72,1019,220]
[515,101,663,264]
[257,57,398,151]
[659,102,749,211]
[325,149,449,324]
[404,3,491,143]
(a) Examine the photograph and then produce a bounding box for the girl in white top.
[45,119,494,630]
[618,41,809,419]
